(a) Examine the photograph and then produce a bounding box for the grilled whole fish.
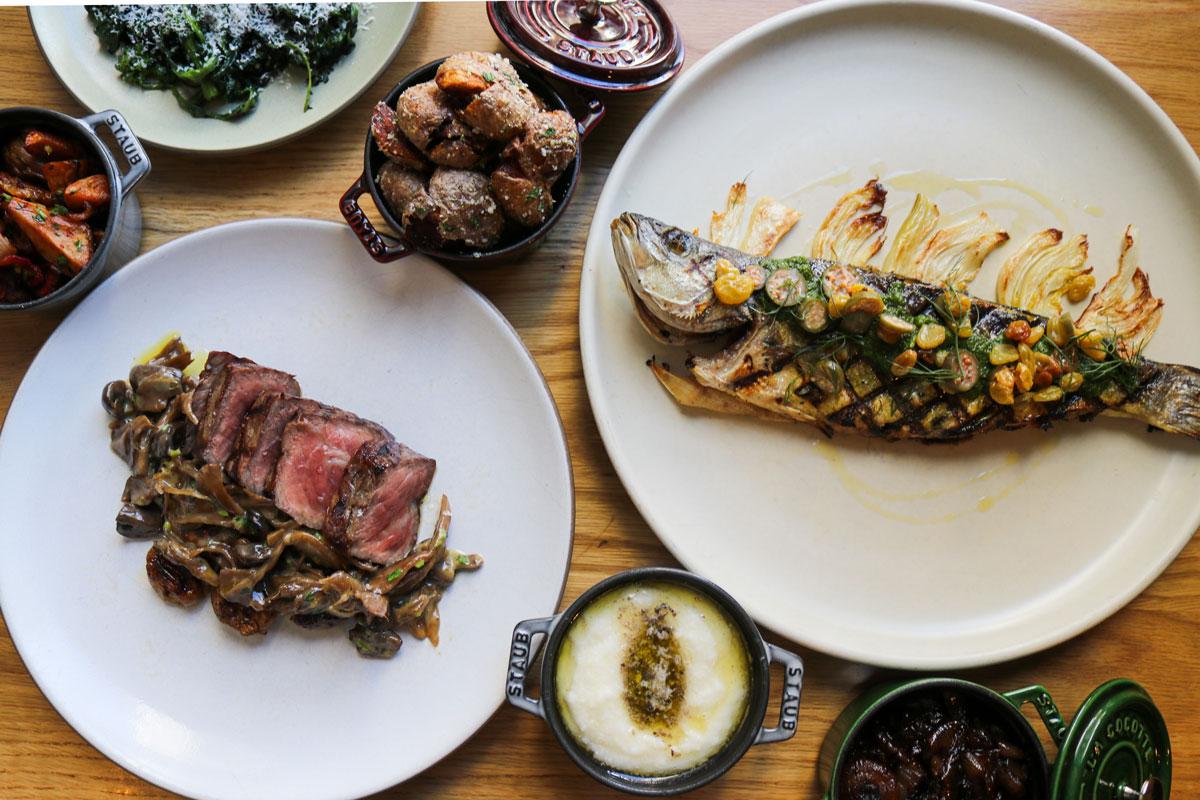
[611,212,1200,441]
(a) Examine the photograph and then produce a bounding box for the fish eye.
[662,228,689,255]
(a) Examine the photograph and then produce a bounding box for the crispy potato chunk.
[395,81,454,151]
[462,81,540,140]
[435,51,521,96]
[377,161,434,223]
[428,167,505,249]
[370,101,428,170]
[491,162,552,228]
[512,110,578,181]
[427,116,487,169]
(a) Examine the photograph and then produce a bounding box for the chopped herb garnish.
[50,204,69,216]
[483,70,495,82]
[386,567,404,582]
[524,186,543,201]
[33,211,46,223]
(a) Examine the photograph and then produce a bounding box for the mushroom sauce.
[554,582,751,776]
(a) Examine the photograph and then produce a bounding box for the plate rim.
[0,218,575,800]
[578,0,1200,669]
[26,4,421,155]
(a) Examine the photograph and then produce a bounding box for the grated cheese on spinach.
[87,4,360,120]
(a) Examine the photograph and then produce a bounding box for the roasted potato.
[491,162,553,228]
[427,116,488,169]
[428,167,505,249]
[377,162,435,223]
[511,110,578,181]
[394,81,454,151]
[462,81,542,141]
[371,102,428,171]
[435,51,521,96]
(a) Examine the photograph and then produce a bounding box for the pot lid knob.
[1118,777,1165,800]
[486,0,685,92]
[1052,680,1171,800]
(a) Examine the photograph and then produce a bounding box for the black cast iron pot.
[340,58,603,265]
[0,106,149,311]
[506,567,804,796]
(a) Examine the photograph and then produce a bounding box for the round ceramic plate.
[29,4,418,154]
[0,221,573,799]
[580,0,1200,669]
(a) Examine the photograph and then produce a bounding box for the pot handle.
[573,96,606,141]
[78,109,151,196]
[338,173,413,263]
[753,644,805,745]
[506,615,556,719]
[1002,685,1068,747]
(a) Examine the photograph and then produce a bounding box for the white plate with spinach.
[29,3,418,154]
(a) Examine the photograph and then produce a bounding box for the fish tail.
[1120,362,1200,437]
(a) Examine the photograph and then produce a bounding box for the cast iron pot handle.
[1002,685,1068,746]
[78,109,151,196]
[754,643,805,745]
[574,96,606,141]
[506,615,556,719]
[339,173,413,263]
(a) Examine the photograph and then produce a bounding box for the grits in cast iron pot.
[506,567,804,795]
[820,676,1170,800]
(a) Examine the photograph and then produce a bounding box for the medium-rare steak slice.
[231,394,322,495]
[273,409,391,529]
[188,351,240,424]
[327,440,436,564]
[196,360,301,465]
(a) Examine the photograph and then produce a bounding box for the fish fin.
[709,181,748,246]
[910,212,1008,291]
[811,179,887,264]
[650,360,787,422]
[740,197,800,256]
[1119,362,1200,438]
[882,193,940,277]
[1076,226,1163,356]
[995,229,1089,316]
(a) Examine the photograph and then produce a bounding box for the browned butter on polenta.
[554,582,751,775]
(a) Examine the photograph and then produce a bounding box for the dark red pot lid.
[487,0,684,92]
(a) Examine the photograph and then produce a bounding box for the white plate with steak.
[0,219,573,800]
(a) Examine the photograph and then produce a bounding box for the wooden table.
[2,2,1198,797]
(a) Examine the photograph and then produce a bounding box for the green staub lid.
[1052,679,1171,799]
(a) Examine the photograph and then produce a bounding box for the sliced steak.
[231,394,322,495]
[327,440,436,564]
[188,351,240,424]
[273,409,391,529]
[196,361,301,465]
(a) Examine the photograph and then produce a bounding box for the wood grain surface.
[2,2,1198,797]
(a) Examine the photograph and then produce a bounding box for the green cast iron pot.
[818,676,1170,800]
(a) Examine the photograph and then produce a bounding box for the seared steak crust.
[327,440,436,564]
[195,359,301,464]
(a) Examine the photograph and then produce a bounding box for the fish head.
[611,212,756,343]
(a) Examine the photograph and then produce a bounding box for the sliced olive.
[810,357,844,395]
[799,298,829,333]
[765,267,805,307]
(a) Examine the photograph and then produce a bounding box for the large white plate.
[0,220,573,799]
[580,0,1200,669]
[29,4,418,154]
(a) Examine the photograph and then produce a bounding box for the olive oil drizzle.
[621,603,686,732]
